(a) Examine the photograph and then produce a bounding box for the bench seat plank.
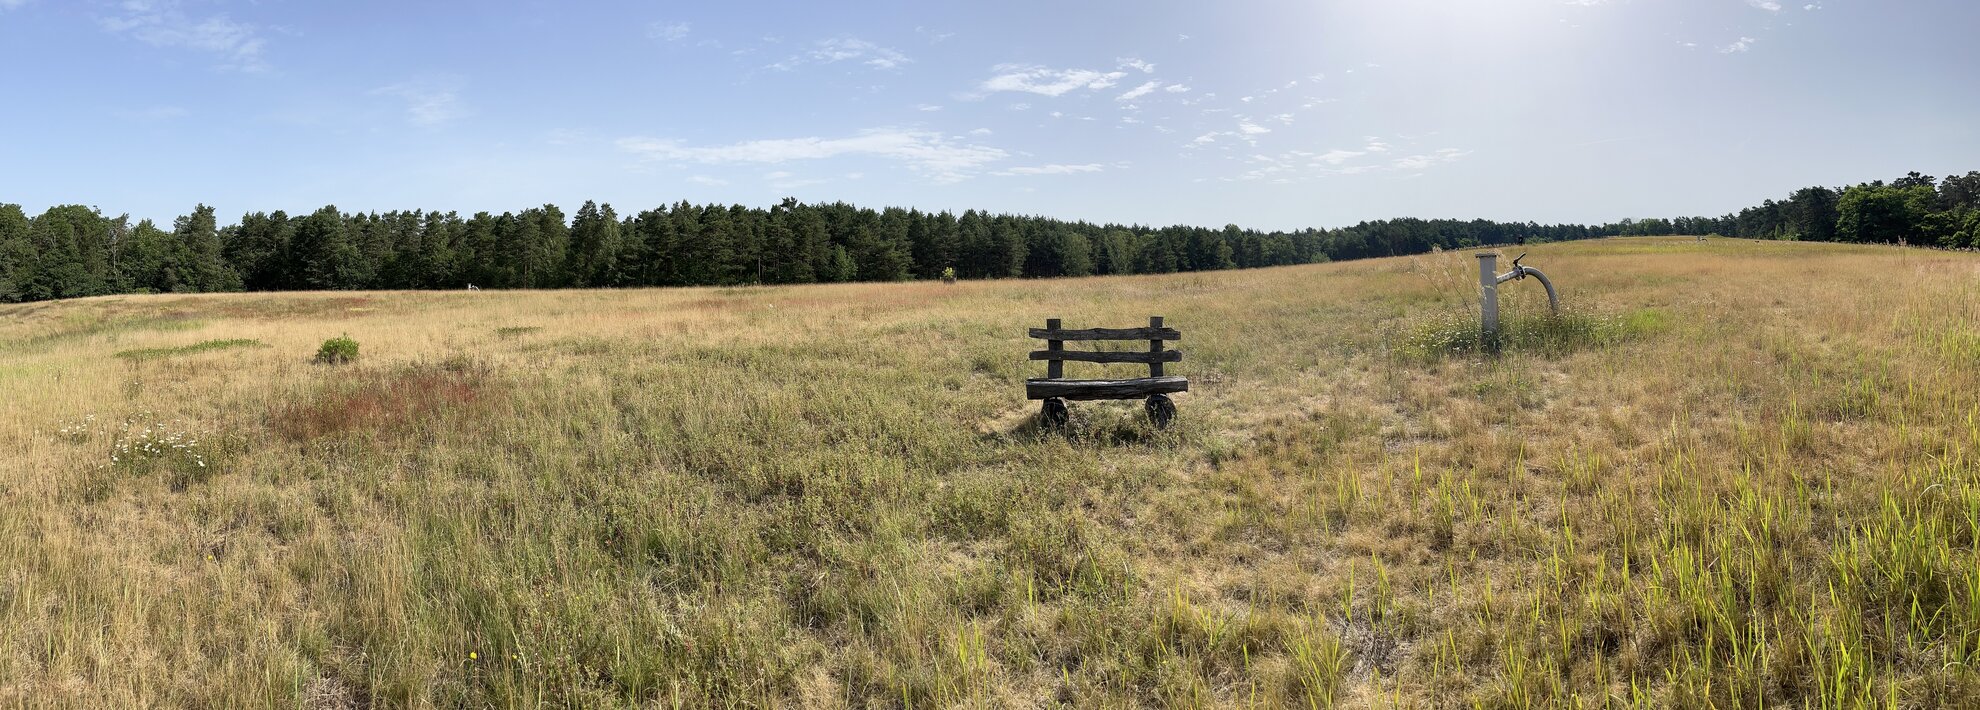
[1025,376,1189,401]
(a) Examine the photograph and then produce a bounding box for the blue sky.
[2,0,1976,230]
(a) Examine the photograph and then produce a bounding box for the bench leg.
[1040,398,1069,430]
[1145,394,1176,429]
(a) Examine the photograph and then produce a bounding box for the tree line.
[3,171,1977,302]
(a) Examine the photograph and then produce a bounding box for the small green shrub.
[495,326,541,338]
[315,334,359,364]
[941,267,957,284]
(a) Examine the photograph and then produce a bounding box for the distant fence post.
[1148,316,1165,378]
[1477,252,1499,342]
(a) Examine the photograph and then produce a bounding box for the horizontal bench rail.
[1026,376,1189,401]
[1028,349,1183,364]
[1028,326,1181,342]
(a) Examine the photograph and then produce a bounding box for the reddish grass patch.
[272,360,493,442]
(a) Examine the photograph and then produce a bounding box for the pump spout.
[1495,266,1559,313]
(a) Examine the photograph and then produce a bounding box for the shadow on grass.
[987,399,1183,448]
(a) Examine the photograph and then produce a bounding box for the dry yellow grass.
[2,237,1978,707]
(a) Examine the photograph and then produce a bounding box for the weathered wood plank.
[1045,318,1063,379]
[1028,327,1181,342]
[1025,376,1189,401]
[1029,349,1183,363]
[1148,316,1166,378]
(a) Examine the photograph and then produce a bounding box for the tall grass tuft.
[1402,306,1639,359]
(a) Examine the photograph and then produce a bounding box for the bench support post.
[1046,318,1064,380]
[1146,316,1175,428]
[1042,318,1066,429]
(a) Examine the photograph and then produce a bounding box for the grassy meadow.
[4,237,1980,708]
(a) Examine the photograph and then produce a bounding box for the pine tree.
[172,204,240,292]
[124,219,176,292]
[988,219,1026,277]
[566,201,625,288]
[525,205,568,288]
[26,206,119,299]
[956,210,991,278]
[459,212,501,288]
[289,206,359,289]
[0,204,29,302]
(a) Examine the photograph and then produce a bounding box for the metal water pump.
[1476,251,1559,340]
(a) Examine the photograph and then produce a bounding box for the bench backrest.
[1030,316,1181,380]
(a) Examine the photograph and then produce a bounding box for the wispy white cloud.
[1118,57,1155,74]
[647,22,690,42]
[917,104,943,112]
[1301,139,1391,168]
[1117,81,1160,101]
[1720,36,1757,53]
[687,175,728,186]
[546,128,594,146]
[372,79,467,126]
[618,128,1007,183]
[98,0,269,71]
[1217,137,1455,183]
[1746,0,1782,10]
[1236,119,1271,135]
[1164,84,1191,94]
[1314,149,1366,165]
[976,64,1127,97]
[1391,148,1471,170]
[994,163,1104,176]
[763,170,828,189]
[769,37,911,71]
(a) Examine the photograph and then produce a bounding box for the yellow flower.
[469,651,478,660]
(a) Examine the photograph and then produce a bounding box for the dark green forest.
[3,171,1978,303]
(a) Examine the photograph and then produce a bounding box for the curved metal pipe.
[1495,266,1560,314]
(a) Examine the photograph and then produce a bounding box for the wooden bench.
[1027,316,1188,428]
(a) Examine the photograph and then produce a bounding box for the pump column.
[1477,252,1499,341]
